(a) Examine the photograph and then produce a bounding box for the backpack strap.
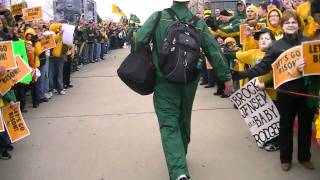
[189,16,199,26]
[148,11,162,43]
[165,8,180,21]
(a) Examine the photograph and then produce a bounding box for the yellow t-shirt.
[236,49,277,100]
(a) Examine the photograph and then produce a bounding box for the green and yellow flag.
[112,4,125,17]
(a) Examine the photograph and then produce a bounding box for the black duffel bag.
[117,11,161,95]
[117,48,155,95]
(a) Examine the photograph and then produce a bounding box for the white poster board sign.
[230,78,280,147]
[62,24,75,46]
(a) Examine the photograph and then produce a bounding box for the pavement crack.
[24,107,234,120]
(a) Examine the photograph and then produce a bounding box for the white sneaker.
[44,93,51,99]
[53,89,58,94]
[48,92,53,98]
[177,175,189,180]
[59,90,66,95]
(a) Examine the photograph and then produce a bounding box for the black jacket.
[239,32,311,93]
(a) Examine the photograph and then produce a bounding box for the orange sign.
[23,6,43,21]
[240,23,266,44]
[10,3,24,16]
[272,46,303,89]
[302,40,320,76]
[0,41,16,70]
[0,111,4,132]
[2,102,30,143]
[40,34,56,53]
[14,56,33,82]
[0,56,32,95]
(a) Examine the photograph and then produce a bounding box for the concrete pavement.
[0,48,319,180]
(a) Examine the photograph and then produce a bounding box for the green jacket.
[82,27,97,43]
[134,3,231,81]
[233,11,246,23]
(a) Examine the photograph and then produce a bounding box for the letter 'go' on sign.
[0,41,17,70]
[23,6,43,22]
[2,102,30,143]
[302,40,320,76]
[272,46,303,89]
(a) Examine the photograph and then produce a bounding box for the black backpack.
[158,8,201,84]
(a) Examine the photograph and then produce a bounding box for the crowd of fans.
[0,0,319,173]
[196,0,319,171]
[0,3,133,160]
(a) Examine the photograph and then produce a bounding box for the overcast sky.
[95,0,173,23]
[9,0,173,23]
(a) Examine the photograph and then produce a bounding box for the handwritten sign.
[302,40,320,76]
[40,34,56,53]
[23,6,43,21]
[240,23,266,44]
[272,46,303,89]
[230,78,280,147]
[13,40,32,83]
[14,56,33,83]
[10,3,24,16]
[0,56,32,95]
[2,102,30,143]
[0,41,16,70]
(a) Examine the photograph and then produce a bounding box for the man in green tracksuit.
[134,1,233,179]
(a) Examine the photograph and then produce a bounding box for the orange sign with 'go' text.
[2,102,30,143]
[0,41,16,70]
[23,6,43,21]
[272,46,303,89]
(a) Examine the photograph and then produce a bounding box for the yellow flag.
[112,4,125,17]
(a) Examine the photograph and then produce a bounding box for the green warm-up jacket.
[134,3,231,82]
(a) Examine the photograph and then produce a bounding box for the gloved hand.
[205,17,218,31]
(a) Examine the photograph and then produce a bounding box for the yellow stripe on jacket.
[316,112,320,139]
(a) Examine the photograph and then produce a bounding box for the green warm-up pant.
[153,77,198,180]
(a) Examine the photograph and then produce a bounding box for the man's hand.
[257,82,265,91]
[224,79,234,96]
[296,59,306,72]
[0,66,5,76]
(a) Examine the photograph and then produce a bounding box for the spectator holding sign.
[0,65,16,159]
[0,3,15,27]
[226,28,280,151]
[233,10,320,171]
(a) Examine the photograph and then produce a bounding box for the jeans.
[49,57,64,92]
[84,43,94,63]
[77,43,85,65]
[31,81,40,106]
[95,43,101,61]
[63,56,72,86]
[14,83,27,111]
[100,43,106,59]
[106,40,111,53]
[38,60,50,99]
